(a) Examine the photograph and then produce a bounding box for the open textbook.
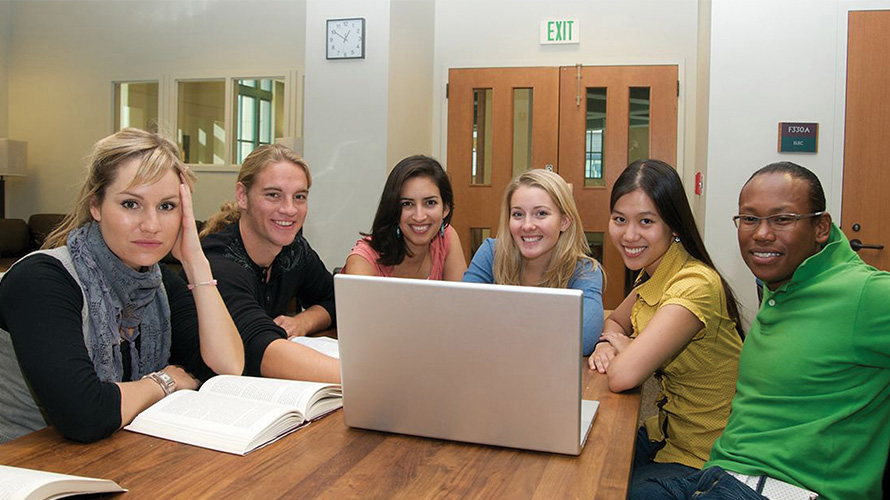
[292,336,339,359]
[125,375,342,455]
[0,465,125,500]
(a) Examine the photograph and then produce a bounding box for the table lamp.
[0,139,27,219]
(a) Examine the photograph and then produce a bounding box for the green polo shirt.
[707,224,890,500]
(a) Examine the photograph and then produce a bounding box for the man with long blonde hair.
[200,144,339,383]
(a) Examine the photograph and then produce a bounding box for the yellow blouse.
[631,242,742,469]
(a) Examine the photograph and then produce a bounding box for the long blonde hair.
[493,169,599,288]
[200,143,311,237]
[43,128,194,249]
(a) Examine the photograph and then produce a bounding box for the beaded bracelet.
[187,279,218,291]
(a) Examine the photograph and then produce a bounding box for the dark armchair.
[0,214,65,271]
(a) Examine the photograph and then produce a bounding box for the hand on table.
[589,342,618,373]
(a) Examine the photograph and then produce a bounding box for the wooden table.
[0,368,640,500]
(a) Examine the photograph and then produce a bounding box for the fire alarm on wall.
[695,172,703,195]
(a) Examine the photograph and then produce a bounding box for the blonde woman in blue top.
[463,169,604,355]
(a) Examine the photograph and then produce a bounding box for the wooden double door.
[447,65,678,308]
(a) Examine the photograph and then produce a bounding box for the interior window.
[114,82,159,132]
[235,79,285,163]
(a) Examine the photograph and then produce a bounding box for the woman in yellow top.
[588,159,743,498]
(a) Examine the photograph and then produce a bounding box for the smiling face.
[89,158,182,271]
[508,185,570,267]
[609,188,674,276]
[237,160,309,264]
[398,176,449,253]
[737,172,830,290]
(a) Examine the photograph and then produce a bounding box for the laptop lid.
[335,274,596,455]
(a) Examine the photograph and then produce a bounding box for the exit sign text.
[540,19,580,44]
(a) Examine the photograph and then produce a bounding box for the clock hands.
[332,29,348,42]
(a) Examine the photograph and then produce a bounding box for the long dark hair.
[367,155,454,267]
[611,159,744,339]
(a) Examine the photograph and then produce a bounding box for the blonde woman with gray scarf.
[0,129,243,443]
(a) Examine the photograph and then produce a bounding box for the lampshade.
[0,139,27,177]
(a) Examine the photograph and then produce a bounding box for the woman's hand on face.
[165,364,200,392]
[170,175,204,267]
[589,342,618,373]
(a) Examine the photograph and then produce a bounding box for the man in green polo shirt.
[644,162,890,500]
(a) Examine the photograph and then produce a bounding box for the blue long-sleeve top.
[462,239,604,356]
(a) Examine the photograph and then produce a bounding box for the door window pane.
[513,88,534,177]
[114,82,159,132]
[234,78,284,164]
[469,228,492,259]
[177,80,226,165]
[585,88,607,187]
[585,232,604,264]
[472,89,493,185]
[239,95,256,141]
[628,87,651,164]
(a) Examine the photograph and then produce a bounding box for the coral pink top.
[348,228,451,280]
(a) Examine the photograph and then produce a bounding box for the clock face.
[327,18,365,60]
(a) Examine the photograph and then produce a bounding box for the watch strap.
[143,370,175,396]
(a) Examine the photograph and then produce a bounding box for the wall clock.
[327,18,365,60]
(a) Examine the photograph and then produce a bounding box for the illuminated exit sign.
[540,19,579,44]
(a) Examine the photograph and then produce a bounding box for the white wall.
[703,0,890,324]
[5,0,307,220]
[302,0,391,268]
[387,0,435,169]
[432,0,703,200]
[692,0,711,219]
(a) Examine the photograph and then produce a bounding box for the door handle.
[849,239,884,251]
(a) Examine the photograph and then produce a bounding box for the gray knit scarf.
[66,222,171,382]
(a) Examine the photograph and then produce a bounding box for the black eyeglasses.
[732,212,824,232]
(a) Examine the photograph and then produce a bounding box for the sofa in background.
[0,214,66,271]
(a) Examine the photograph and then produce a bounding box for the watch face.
[327,18,365,60]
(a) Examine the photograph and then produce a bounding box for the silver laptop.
[334,274,598,455]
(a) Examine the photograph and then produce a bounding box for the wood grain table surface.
[0,367,640,500]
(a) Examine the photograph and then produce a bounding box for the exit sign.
[540,19,579,44]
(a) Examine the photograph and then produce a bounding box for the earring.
[396,227,402,238]
[674,235,681,243]
[440,223,446,238]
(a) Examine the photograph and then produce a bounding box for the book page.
[0,465,124,500]
[132,390,294,432]
[125,390,302,455]
[199,375,339,414]
[291,336,339,359]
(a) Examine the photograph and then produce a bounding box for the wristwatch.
[143,370,176,396]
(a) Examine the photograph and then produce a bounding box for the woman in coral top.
[343,155,466,280]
